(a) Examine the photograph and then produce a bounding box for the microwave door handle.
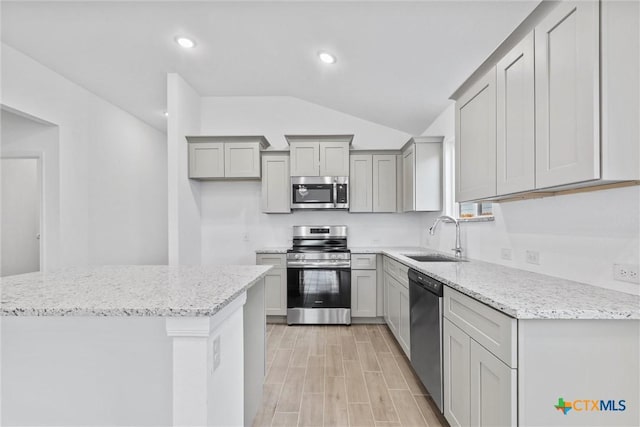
[333,184,337,208]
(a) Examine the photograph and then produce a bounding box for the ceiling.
[1,1,539,135]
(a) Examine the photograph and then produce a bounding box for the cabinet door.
[535,1,600,189]
[351,270,377,317]
[470,340,517,427]
[402,145,415,211]
[189,142,224,178]
[443,318,471,427]
[496,31,535,195]
[263,269,286,316]
[372,154,397,212]
[261,155,291,213]
[256,254,287,316]
[455,68,497,202]
[290,141,319,176]
[224,142,261,178]
[349,155,373,212]
[387,277,400,335]
[319,141,350,176]
[383,272,390,322]
[398,285,410,358]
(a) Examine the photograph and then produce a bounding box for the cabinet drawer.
[383,256,409,288]
[444,287,517,368]
[256,254,286,268]
[351,253,377,270]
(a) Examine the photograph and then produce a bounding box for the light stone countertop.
[0,265,271,317]
[256,246,640,319]
[255,247,290,254]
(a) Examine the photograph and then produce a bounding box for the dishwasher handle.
[408,269,443,297]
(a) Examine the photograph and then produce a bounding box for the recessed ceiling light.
[163,111,169,117]
[318,51,336,64]
[175,36,196,49]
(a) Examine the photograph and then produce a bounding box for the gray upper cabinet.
[402,137,442,211]
[189,142,224,179]
[402,145,415,212]
[261,152,291,213]
[320,141,350,176]
[455,68,497,202]
[225,142,261,178]
[453,0,638,200]
[497,31,535,195]
[534,0,600,189]
[372,154,397,212]
[349,153,398,213]
[349,155,373,212]
[289,141,319,176]
[187,136,270,180]
[286,135,352,176]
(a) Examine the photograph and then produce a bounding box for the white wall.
[167,73,202,265]
[200,96,412,149]
[421,106,640,295]
[198,95,424,264]
[2,317,172,426]
[200,181,425,264]
[1,44,168,268]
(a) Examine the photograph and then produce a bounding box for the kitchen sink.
[402,254,464,262]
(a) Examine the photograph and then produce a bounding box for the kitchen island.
[0,265,271,426]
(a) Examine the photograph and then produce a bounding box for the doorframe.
[1,152,45,272]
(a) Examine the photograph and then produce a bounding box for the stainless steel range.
[286,225,351,325]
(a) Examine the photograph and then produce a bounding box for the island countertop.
[0,265,271,317]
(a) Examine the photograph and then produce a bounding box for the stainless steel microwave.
[291,176,349,210]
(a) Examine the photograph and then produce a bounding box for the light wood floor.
[253,323,448,427]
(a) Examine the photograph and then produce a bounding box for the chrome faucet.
[428,215,463,258]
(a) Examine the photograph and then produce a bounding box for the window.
[459,202,494,219]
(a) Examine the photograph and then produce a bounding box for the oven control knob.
[295,254,301,259]
[331,254,337,260]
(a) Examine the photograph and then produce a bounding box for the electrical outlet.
[525,250,540,265]
[613,264,640,284]
[501,248,512,261]
[242,233,250,242]
[213,336,221,371]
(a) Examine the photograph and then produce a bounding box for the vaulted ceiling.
[1,1,539,134]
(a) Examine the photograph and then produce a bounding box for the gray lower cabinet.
[351,253,377,318]
[443,287,516,427]
[256,254,287,316]
[382,255,410,358]
[261,153,291,213]
[469,340,517,427]
[443,318,471,427]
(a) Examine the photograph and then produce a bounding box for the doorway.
[1,157,41,276]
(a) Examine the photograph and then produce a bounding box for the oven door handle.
[287,262,351,269]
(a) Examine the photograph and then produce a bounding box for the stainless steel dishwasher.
[409,268,444,412]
